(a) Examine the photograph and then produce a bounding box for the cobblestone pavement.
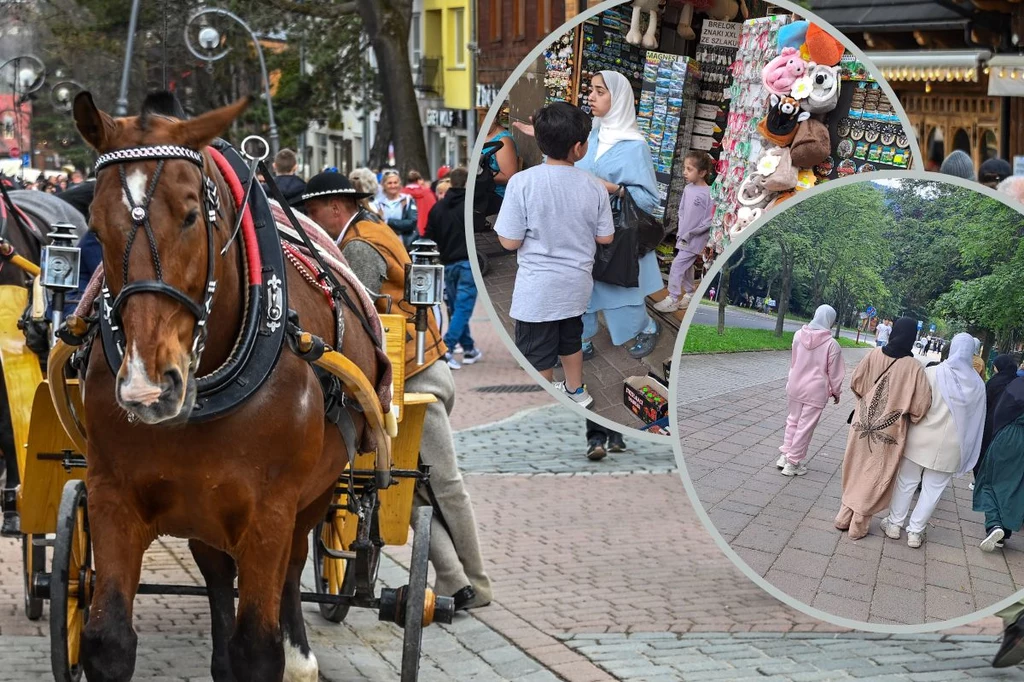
[477,230,675,430]
[676,348,1024,625]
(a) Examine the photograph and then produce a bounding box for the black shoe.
[607,433,626,452]
[626,321,661,360]
[994,612,1024,667]
[586,438,607,461]
[1,488,18,538]
[582,343,595,361]
[452,585,476,612]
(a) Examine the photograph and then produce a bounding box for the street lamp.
[51,80,85,113]
[0,55,45,176]
[184,8,280,157]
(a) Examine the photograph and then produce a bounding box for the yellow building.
[423,0,472,111]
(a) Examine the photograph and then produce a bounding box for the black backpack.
[473,139,504,232]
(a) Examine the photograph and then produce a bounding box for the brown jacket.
[340,217,445,378]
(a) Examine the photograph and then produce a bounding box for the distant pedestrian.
[585,420,627,461]
[974,373,1024,552]
[269,148,307,207]
[979,158,1012,189]
[404,170,438,237]
[939,149,977,181]
[976,354,1018,479]
[776,305,845,477]
[875,318,892,347]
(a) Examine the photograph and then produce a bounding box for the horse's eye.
[183,209,199,228]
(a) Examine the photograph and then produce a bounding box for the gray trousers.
[405,360,492,605]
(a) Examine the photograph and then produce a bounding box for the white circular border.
[465,0,924,440]
[668,168,1024,633]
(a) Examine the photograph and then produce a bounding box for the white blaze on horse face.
[282,634,318,682]
[119,342,164,407]
[121,169,149,212]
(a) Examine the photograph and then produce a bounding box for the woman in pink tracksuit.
[777,304,846,476]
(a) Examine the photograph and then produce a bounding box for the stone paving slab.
[561,633,1024,681]
[477,232,675,430]
[676,348,1024,625]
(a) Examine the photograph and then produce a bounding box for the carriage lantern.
[41,222,81,347]
[405,239,444,366]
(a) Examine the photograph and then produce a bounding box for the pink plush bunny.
[762,47,808,96]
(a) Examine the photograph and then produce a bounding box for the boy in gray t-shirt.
[495,102,614,408]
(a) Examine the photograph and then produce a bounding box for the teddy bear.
[729,206,762,239]
[799,64,841,114]
[757,93,810,147]
[762,47,809,96]
[626,0,662,48]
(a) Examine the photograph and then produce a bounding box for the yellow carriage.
[2,263,452,682]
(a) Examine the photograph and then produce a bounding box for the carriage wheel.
[401,506,433,682]
[50,480,90,682]
[22,533,45,620]
[312,511,354,623]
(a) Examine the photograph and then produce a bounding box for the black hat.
[979,157,1012,184]
[301,171,374,203]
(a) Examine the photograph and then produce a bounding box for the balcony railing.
[415,57,443,97]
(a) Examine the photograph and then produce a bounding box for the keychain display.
[544,30,577,104]
[577,9,647,114]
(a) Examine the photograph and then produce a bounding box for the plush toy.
[800,64,841,114]
[758,93,810,147]
[805,23,845,67]
[627,0,662,48]
[791,118,831,168]
[759,146,798,192]
[737,173,775,208]
[762,47,809,96]
[730,206,762,239]
[777,21,808,51]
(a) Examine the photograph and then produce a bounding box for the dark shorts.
[514,316,584,371]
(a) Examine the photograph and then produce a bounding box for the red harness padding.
[281,241,335,309]
[206,146,262,286]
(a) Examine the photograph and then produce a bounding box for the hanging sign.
[700,20,741,48]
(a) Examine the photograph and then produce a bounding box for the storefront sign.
[693,119,717,137]
[477,84,499,110]
[700,20,741,48]
[425,109,467,129]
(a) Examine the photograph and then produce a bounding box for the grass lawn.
[682,324,873,354]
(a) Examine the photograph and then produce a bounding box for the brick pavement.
[676,348,1024,626]
[476,231,675,429]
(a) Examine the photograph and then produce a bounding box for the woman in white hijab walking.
[776,304,845,476]
[881,332,987,548]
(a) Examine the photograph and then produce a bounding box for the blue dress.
[575,132,662,345]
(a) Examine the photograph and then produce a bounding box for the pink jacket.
[786,326,845,407]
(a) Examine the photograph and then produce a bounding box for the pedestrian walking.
[875,318,892,347]
[775,304,845,477]
[835,318,933,539]
[495,102,614,407]
[654,151,715,313]
[939,149,977,181]
[303,171,492,611]
[585,420,627,461]
[424,167,482,370]
[976,354,1018,478]
[973,373,1024,552]
[879,333,985,548]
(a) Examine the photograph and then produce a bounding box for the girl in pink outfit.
[653,151,715,313]
[777,304,846,476]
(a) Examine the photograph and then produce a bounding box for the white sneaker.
[445,352,461,370]
[981,528,1005,552]
[880,517,901,540]
[453,344,464,354]
[781,462,807,477]
[969,482,975,490]
[776,455,787,469]
[907,531,924,548]
[678,293,693,309]
[462,349,483,365]
[554,381,594,408]
[653,296,680,313]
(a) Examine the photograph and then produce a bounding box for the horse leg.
[229,513,295,682]
[190,540,237,682]
[279,487,333,682]
[80,487,149,682]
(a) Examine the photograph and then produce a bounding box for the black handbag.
[593,193,640,288]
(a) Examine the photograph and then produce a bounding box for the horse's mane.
[138,91,187,129]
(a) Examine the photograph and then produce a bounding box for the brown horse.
[72,93,380,681]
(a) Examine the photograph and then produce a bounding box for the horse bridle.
[94,145,222,371]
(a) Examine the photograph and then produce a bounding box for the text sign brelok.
[700,20,742,48]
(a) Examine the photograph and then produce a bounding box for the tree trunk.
[717,264,729,335]
[368,103,392,169]
[774,257,793,338]
[357,0,429,177]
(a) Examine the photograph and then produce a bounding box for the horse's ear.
[73,92,117,151]
[173,97,251,150]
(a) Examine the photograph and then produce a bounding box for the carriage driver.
[301,171,492,612]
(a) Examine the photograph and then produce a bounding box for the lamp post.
[0,55,46,177]
[51,80,85,113]
[115,0,143,117]
[184,8,279,157]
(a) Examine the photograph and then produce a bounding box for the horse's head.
[74,92,249,424]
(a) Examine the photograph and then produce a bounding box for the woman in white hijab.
[776,304,845,476]
[881,332,986,548]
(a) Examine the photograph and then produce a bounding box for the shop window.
[452,8,466,68]
[489,0,501,42]
[410,13,421,65]
[513,0,526,39]
[539,0,553,36]
[953,128,971,155]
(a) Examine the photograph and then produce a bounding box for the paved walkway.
[477,231,675,430]
[676,348,1024,625]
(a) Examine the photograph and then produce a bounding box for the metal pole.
[115,0,143,117]
[252,35,279,157]
[467,2,478,172]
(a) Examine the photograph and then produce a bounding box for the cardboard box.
[624,375,670,425]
